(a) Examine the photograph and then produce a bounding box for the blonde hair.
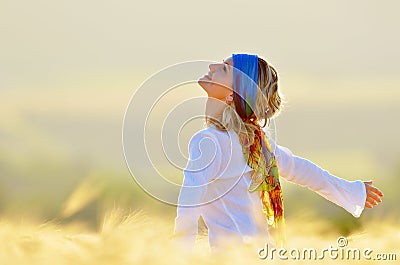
[205,57,284,148]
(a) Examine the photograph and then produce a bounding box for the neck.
[205,97,226,123]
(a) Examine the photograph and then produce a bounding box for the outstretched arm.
[268,136,383,217]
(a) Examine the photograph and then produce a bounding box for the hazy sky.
[1,0,399,170]
[1,1,399,213]
[1,0,399,91]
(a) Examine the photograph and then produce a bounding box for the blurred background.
[1,0,399,263]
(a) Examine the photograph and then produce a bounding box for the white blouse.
[172,124,366,252]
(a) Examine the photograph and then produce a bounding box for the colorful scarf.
[232,54,286,246]
[241,124,286,246]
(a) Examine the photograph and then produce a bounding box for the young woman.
[172,54,383,253]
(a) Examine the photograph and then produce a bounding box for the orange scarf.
[241,123,286,247]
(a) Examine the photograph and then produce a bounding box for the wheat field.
[0,176,399,265]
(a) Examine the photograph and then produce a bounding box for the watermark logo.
[257,236,397,261]
[336,236,348,247]
[122,60,277,206]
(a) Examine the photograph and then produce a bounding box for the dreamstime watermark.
[258,236,397,261]
[122,60,278,206]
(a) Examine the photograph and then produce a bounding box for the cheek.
[214,73,233,90]
[223,75,233,89]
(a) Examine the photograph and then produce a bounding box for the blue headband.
[232,54,259,119]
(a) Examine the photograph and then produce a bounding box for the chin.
[198,78,209,90]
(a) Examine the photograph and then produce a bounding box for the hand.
[363,180,383,209]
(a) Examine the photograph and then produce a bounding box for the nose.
[209,63,219,72]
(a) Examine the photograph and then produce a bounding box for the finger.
[365,183,373,191]
[365,183,383,197]
[364,182,372,188]
[374,200,381,206]
[365,201,373,208]
[366,197,381,206]
[369,188,383,198]
[366,197,376,205]
[371,186,384,197]
[368,191,382,202]
[366,196,381,206]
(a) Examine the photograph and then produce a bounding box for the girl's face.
[198,57,234,100]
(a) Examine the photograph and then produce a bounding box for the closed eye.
[222,60,228,73]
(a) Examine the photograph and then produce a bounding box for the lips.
[199,71,212,83]
[199,74,210,81]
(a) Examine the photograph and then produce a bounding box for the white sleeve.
[267,136,367,218]
[172,131,221,250]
